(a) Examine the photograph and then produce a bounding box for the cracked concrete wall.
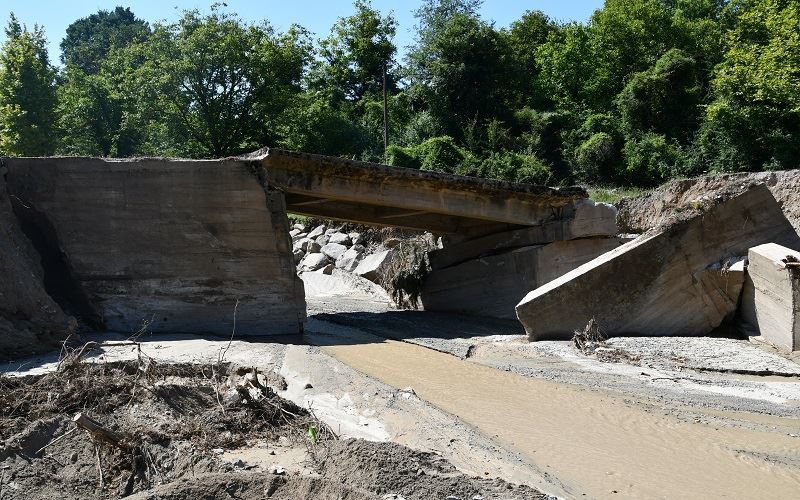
[3,157,305,337]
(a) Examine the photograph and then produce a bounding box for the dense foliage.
[1,0,798,187]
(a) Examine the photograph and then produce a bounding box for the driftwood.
[72,413,128,450]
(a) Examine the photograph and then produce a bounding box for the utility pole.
[383,63,389,163]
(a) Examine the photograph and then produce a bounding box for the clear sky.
[1,1,604,65]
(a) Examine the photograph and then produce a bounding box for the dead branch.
[73,412,129,450]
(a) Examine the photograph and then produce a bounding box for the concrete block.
[5,157,306,336]
[428,199,619,270]
[516,185,800,340]
[421,238,629,319]
[741,243,800,351]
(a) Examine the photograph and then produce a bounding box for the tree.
[616,48,701,142]
[699,0,800,172]
[505,10,556,108]
[318,0,397,102]
[126,9,312,157]
[0,14,57,156]
[60,7,149,74]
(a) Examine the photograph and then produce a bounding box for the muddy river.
[323,338,800,499]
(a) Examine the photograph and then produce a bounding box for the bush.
[574,132,620,184]
[386,144,421,169]
[623,133,685,187]
[477,152,553,185]
[415,136,468,174]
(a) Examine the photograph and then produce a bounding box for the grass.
[587,186,647,204]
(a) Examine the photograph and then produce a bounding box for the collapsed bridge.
[1,148,622,355]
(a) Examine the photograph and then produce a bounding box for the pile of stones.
[290,223,396,282]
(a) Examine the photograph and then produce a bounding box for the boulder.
[314,263,335,275]
[289,228,301,238]
[349,232,364,245]
[292,248,304,264]
[316,234,330,246]
[292,232,307,242]
[298,252,330,272]
[307,225,326,240]
[336,246,364,273]
[516,184,800,340]
[328,232,351,246]
[383,238,402,248]
[306,241,321,254]
[293,238,311,252]
[741,243,800,351]
[355,249,394,282]
[321,243,348,261]
[292,223,306,232]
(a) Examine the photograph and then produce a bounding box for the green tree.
[0,14,57,156]
[699,0,800,172]
[127,8,311,157]
[317,0,397,102]
[616,48,701,141]
[60,7,149,74]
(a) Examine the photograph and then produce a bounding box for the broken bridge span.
[3,148,617,347]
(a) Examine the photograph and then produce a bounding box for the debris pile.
[0,356,541,500]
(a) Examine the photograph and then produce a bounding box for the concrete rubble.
[516,184,800,341]
[741,243,800,351]
[420,198,624,319]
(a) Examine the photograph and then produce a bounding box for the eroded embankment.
[320,334,800,499]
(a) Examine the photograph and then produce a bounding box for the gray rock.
[321,243,348,260]
[289,228,301,238]
[314,263,335,275]
[292,223,306,232]
[316,234,330,246]
[292,248,304,264]
[307,225,326,239]
[306,241,321,253]
[299,252,330,272]
[325,228,337,235]
[348,232,364,245]
[328,232,351,246]
[336,247,364,272]
[355,249,394,282]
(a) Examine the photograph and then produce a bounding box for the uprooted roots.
[573,319,641,365]
[0,359,330,497]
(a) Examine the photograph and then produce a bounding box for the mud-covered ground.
[0,356,542,500]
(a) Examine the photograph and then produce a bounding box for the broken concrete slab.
[516,184,800,340]
[741,243,800,351]
[429,200,619,271]
[0,175,75,360]
[422,238,629,319]
[4,157,306,336]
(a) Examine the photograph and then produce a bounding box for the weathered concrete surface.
[250,148,586,233]
[422,238,629,319]
[517,184,800,340]
[429,200,619,271]
[741,243,800,351]
[0,174,75,360]
[4,157,305,336]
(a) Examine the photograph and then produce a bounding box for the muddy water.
[322,338,800,499]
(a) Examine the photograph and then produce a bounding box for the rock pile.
[291,223,395,283]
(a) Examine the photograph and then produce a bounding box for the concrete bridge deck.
[251,148,586,234]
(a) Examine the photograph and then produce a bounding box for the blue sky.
[1,1,603,65]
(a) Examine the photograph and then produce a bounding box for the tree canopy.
[1,0,798,187]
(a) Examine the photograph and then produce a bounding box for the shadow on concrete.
[311,310,525,343]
